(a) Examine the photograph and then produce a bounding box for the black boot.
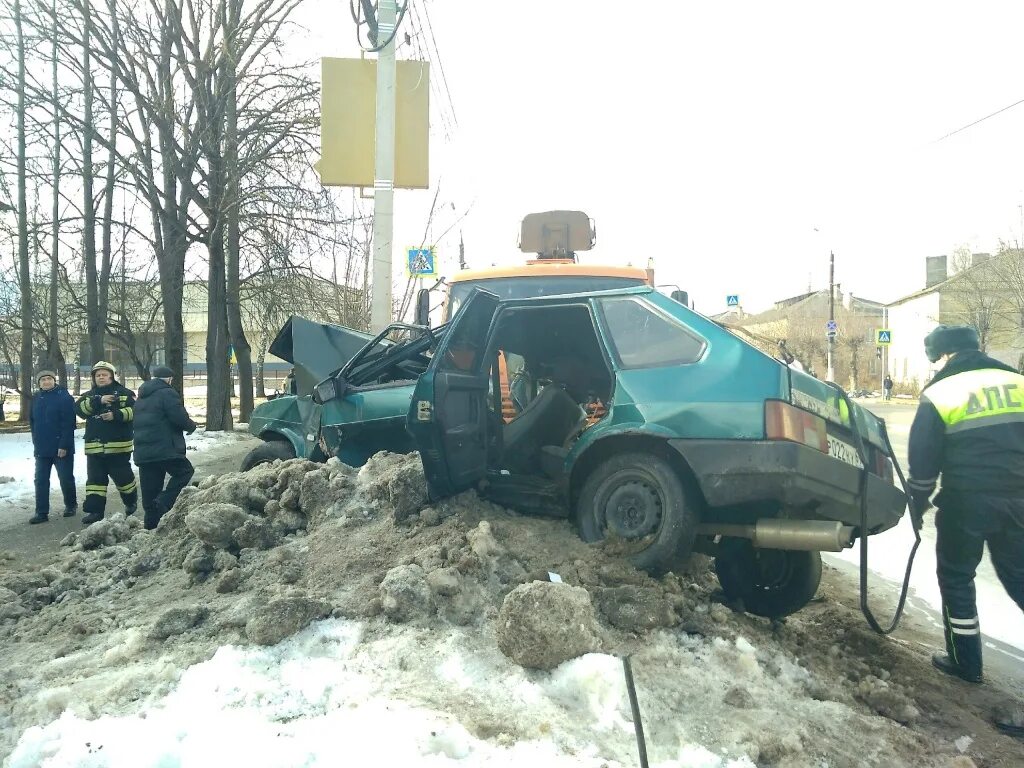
[63,504,78,518]
[934,612,983,683]
[81,511,103,525]
[932,653,983,683]
[29,513,49,525]
[124,500,137,516]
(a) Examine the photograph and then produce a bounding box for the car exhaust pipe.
[696,520,856,552]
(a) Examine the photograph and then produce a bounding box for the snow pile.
[1,452,1019,766]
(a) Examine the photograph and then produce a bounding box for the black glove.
[910,492,932,529]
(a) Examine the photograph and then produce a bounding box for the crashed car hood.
[269,315,379,396]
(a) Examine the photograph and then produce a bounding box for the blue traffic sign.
[726,295,739,307]
[877,329,892,345]
[826,320,838,333]
[407,247,436,277]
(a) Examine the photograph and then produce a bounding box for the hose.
[828,384,922,635]
[621,656,649,768]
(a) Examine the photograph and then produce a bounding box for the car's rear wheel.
[241,440,295,471]
[714,539,821,618]
[576,452,698,576]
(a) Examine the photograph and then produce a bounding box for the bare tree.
[944,246,1006,352]
[46,0,66,383]
[14,0,32,420]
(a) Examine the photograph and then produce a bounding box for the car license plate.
[827,435,863,468]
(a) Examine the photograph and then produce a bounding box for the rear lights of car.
[765,400,827,452]
[874,453,894,483]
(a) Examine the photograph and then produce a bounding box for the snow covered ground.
[4,413,1024,766]
[0,426,252,507]
[8,621,770,768]
[3,452,1019,767]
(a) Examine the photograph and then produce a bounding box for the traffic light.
[875,347,882,359]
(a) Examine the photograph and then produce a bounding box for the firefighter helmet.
[924,325,980,363]
[90,360,117,379]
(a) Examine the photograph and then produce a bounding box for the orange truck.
[414,211,658,320]
[413,211,667,422]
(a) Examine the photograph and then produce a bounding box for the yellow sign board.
[318,58,430,189]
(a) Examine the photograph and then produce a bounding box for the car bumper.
[668,439,906,533]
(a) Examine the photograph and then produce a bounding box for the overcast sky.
[298,0,1024,315]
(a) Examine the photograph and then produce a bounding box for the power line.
[420,0,458,128]
[406,1,456,140]
[935,97,1024,143]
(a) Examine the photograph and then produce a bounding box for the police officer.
[908,325,1024,685]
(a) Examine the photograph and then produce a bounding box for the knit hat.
[36,370,57,385]
[151,365,174,379]
[91,360,117,379]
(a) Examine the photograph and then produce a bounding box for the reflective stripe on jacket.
[908,352,1024,497]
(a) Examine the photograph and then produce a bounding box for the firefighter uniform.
[75,362,137,523]
[908,333,1024,683]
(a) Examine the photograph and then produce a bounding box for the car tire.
[240,440,295,471]
[714,540,822,618]
[576,452,698,576]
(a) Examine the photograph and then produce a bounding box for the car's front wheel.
[575,452,698,576]
[240,440,295,471]
[714,540,822,618]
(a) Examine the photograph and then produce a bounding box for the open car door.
[407,289,500,500]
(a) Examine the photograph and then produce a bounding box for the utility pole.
[826,251,835,382]
[880,305,888,393]
[370,0,398,332]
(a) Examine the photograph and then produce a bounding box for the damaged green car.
[246,286,907,618]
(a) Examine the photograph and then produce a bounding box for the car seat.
[501,384,585,474]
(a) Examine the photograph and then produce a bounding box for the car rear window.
[599,297,706,368]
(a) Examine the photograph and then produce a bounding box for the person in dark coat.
[75,361,137,525]
[133,365,196,530]
[908,325,1024,693]
[29,370,77,524]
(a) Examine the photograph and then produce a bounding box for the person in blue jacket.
[29,370,78,524]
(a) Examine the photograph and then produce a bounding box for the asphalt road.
[837,399,1024,693]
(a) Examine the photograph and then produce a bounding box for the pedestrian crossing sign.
[877,329,892,346]
[407,247,437,277]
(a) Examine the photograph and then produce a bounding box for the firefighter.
[908,325,1024,685]
[75,361,138,524]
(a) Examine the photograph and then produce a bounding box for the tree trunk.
[206,225,233,431]
[204,39,232,432]
[82,1,101,365]
[99,0,118,366]
[255,334,267,398]
[224,0,253,422]
[15,0,32,421]
[48,0,66,385]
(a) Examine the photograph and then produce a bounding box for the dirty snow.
[2,452,1022,767]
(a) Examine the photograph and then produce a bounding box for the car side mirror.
[670,289,689,307]
[313,376,348,405]
[415,289,431,326]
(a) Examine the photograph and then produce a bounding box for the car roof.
[493,284,654,307]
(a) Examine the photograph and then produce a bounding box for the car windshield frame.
[340,322,449,386]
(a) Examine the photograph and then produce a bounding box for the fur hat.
[36,370,57,385]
